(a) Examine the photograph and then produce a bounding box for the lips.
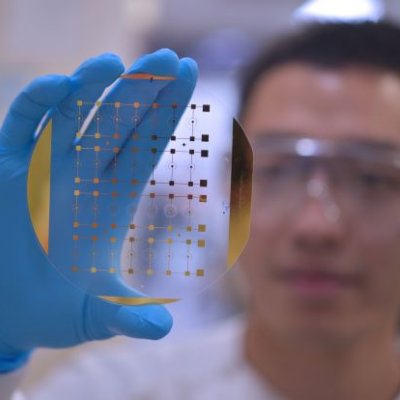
[272,267,360,299]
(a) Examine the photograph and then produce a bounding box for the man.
[239,21,400,400]
[2,21,400,400]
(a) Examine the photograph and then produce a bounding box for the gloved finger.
[112,304,173,339]
[0,75,71,151]
[50,53,125,155]
[100,58,198,211]
[84,294,173,340]
[74,48,180,172]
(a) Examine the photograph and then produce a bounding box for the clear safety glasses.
[252,134,400,223]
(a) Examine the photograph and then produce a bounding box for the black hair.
[239,21,400,119]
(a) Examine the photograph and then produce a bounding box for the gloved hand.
[0,49,198,372]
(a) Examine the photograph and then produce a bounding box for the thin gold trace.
[121,73,176,81]
[98,295,179,305]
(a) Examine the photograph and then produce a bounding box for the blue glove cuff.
[0,351,32,373]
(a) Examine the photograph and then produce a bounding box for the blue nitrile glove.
[0,49,198,373]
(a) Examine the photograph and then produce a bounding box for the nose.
[306,175,341,222]
[291,173,345,255]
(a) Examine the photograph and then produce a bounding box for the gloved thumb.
[83,295,173,341]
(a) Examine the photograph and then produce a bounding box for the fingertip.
[149,48,179,58]
[13,74,72,115]
[153,48,180,64]
[126,48,180,78]
[0,74,73,149]
[141,304,173,339]
[71,53,125,86]
[179,57,199,86]
[114,304,173,340]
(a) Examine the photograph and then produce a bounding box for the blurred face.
[240,63,400,344]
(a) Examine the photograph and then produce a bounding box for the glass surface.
[27,83,253,305]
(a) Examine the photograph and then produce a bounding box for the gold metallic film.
[27,119,52,254]
[227,119,253,268]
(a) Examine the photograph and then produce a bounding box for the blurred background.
[1,0,399,390]
[1,0,399,118]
